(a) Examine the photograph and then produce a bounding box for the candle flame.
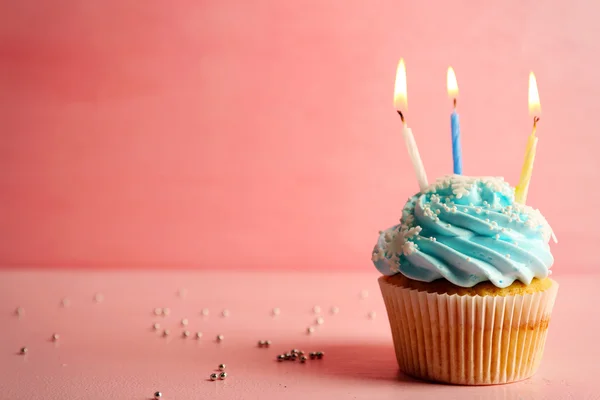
[393,59,407,111]
[528,72,541,117]
[447,67,459,100]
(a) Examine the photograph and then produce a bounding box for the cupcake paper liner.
[378,276,558,385]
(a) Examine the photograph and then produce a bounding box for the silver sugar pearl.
[289,353,297,361]
[291,349,299,355]
[210,373,218,381]
[300,355,308,363]
[316,351,324,359]
[52,333,59,341]
[154,391,162,399]
[277,354,286,362]
[216,334,224,342]
[219,372,227,380]
[182,330,190,338]
[265,340,272,347]
[306,326,315,335]
[258,340,266,347]
[298,350,305,356]
[309,352,317,360]
[219,363,226,370]
[20,347,28,355]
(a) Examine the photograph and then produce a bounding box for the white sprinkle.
[307,326,315,335]
[368,311,377,320]
[466,257,471,262]
[429,237,434,241]
[435,209,441,215]
[313,305,322,314]
[162,308,171,316]
[195,332,203,339]
[15,307,24,316]
[495,234,500,239]
[360,289,369,299]
[463,207,469,212]
[330,306,339,315]
[506,254,511,259]
[446,224,451,228]
[163,329,170,337]
[154,308,162,316]
[475,208,482,214]
[221,309,230,317]
[316,316,324,325]
[52,333,59,341]
[272,307,281,316]
[181,318,188,326]
[201,308,209,316]
[61,298,70,307]
[513,241,518,246]
[485,219,490,223]
[217,334,224,342]
[501,228,505,232]
[94,293,104,303]
[153,323,160,330]
[469,203,474,206]
[182,330,190,338]
[178,288,187,297]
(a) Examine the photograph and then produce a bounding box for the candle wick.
[533,116,540,129]
[453,98,457,109]
[397,110,405,123]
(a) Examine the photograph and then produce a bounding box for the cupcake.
[372,175,558,385]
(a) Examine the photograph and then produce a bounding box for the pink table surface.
[1,270,597,400]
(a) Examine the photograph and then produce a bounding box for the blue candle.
[447,67,462,174]
[451,108,462,174]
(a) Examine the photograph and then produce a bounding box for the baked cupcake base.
[379,275,559,385]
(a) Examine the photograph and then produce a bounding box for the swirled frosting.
[372,175,554,288]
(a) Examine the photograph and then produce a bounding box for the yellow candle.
[515,72,541,204]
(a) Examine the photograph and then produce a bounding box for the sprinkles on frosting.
[372,175,555,281]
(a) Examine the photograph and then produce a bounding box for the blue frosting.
[372,175,554,288]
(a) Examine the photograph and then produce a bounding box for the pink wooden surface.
[0,0,594,271]
[1,270,596,399]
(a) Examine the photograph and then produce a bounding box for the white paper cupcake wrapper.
[378,277,558,385]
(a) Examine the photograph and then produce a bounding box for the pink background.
[0,0,593,271]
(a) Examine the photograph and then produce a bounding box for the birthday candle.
[447,67,462,174]
[394,59,429,191]
[515,72,541,204]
